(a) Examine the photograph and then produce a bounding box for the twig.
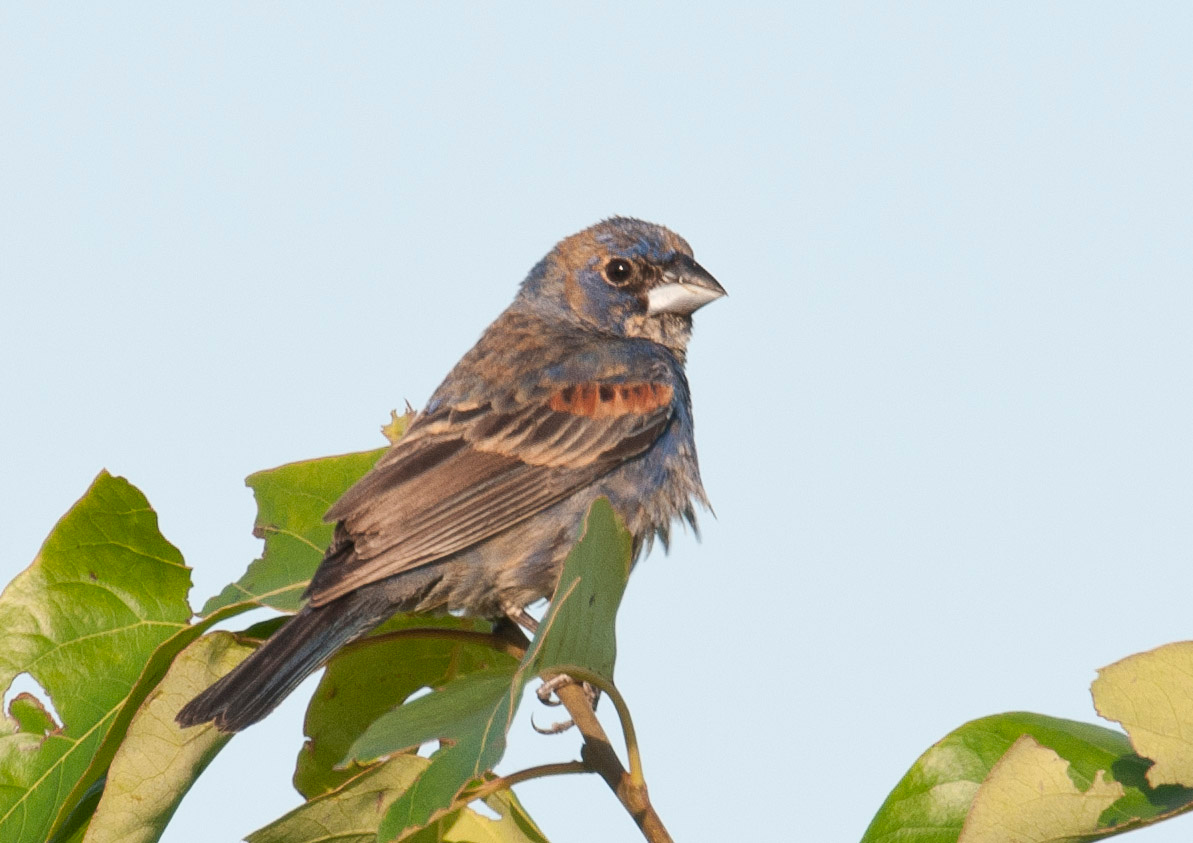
[544,665,644,787]
[556,682,673,843]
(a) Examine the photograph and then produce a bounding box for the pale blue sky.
[2,4,1192,842]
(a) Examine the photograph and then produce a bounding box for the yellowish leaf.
[957,735,1123,843]
[82,633,254,843]
[382,409,415,445]
[1092,641,1193,788]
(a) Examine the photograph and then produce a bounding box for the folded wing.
[305,381,674,606]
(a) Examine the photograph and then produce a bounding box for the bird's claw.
[536,674,570,707]
[532,713,576,734]
[531,676,600,733]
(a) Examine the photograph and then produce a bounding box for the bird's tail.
[176,589,393,732]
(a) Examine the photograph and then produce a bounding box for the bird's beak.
[647,254,727,316]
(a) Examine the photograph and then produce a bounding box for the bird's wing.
[304,380,674,606]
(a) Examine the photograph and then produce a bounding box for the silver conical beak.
[646,254,726,316]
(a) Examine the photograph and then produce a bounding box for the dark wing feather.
[305,382,672,607]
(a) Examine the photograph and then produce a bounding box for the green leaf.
[9,692,59,735]
[346,666,519,766]
[249,757,431,843]
[360,499,632,842]
[201,448,386,616]
[251,755,548,843]
[443,790,550,843]
[0,472,192,843]
[47,776,103,843]
[47,601,255,841]
[523,497,633,685]
[297,615,517,798]
[81,632,254,843]
[861,711,1193,843]
[375,682,521,841]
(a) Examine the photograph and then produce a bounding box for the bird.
[177,217,725,732]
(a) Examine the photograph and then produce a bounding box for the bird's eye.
[603,258,635,286]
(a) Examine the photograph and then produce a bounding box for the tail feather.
[177,591,392,732]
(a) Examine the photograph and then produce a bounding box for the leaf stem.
[457,761,589,807]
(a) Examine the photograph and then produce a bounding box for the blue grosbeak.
[178,217,724,731]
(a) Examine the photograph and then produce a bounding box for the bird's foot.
[502,604,539,636]
[531,675,600,734]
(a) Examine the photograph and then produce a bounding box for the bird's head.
[518,217,725,352]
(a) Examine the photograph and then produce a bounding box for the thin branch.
[543,665,644,787]
[555,682,673,843]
